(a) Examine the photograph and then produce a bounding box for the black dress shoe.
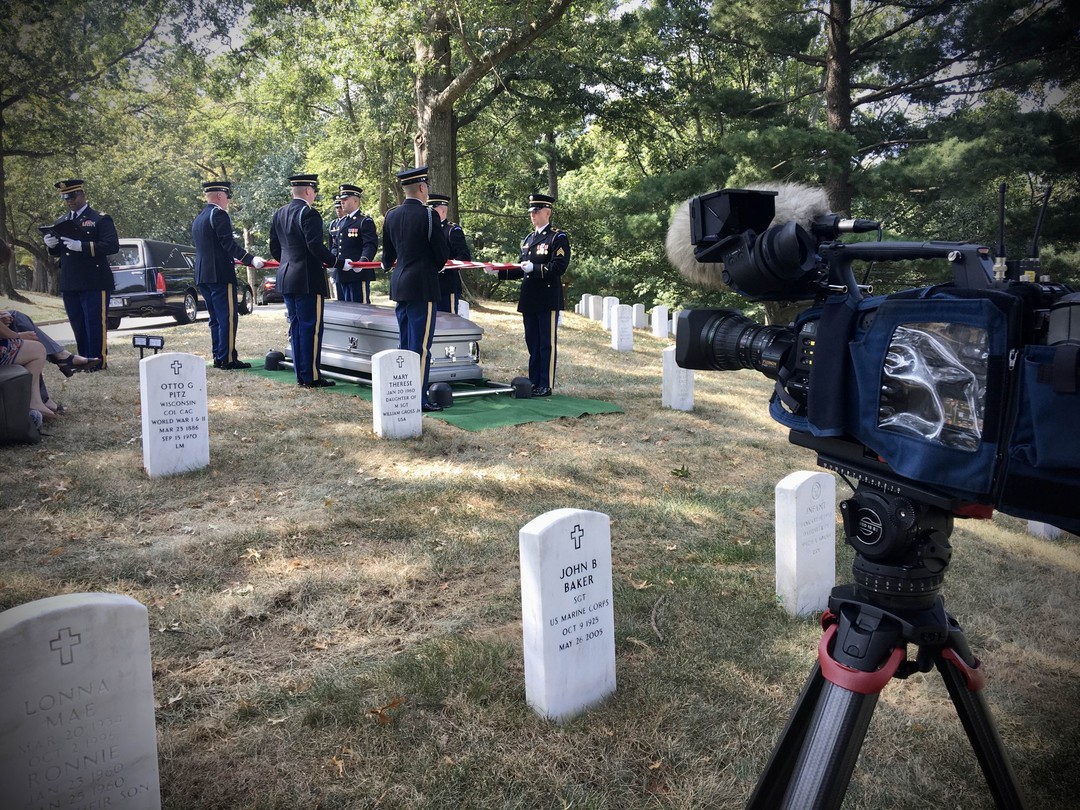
[51,357,77,378]
[531,385,551,397]
[310,378,336,387]
[421,402,443,412]
[223,360,251,370]
[213,359,224,369]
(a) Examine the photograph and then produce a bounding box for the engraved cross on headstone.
[571,524,584,550]
[396,356,405,369]
[171,360,183,375]
[49,626,81,665]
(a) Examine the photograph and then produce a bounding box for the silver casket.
[289,301,485,383]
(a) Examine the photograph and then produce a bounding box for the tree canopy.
[4,0,1077,303]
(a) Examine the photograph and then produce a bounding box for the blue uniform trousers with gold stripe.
[284,293,325,384]
[395,300,437,406]
[523,310,558,390]
[198,282,238,364]
[62,289,109,365]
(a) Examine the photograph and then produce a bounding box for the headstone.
[632,303,647,329]
[651,305,669,338]
[670,309,681,338]
[602,296,619,330]
[775,471,837,616]
[0,593,162,810]
[661,345,694,410]
[139,352,209,478]
[457,300,471,320]
[1027,520,1061,540]
[519,508,616,722]
[578,294,591,317]
[588,296,603,321]
[372,349,422,438]
[611,304,633,352]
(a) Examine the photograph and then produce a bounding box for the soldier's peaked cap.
[289,173,320,189]
[528,193,554,211]
[55,179,85,198]
[338,183,363,197]
[427,192,450,206]
[202,180,232,196]
[396,166,428,186]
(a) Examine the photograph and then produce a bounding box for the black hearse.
[107,238,255,329]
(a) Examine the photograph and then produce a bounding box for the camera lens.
[676,309,794,380]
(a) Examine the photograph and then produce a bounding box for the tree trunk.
[545,132,558,198]
[414,9,454,192]
[823,0,854,214]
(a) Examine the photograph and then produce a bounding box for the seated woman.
[0,319,60,420]
[1,309,100,376]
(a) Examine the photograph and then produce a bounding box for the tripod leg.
[746,663,827,809]
[935,648,1027,809]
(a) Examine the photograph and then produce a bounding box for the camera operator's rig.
[672,183,1079,808]
[746,435,1024,809]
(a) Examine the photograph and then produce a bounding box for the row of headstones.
[139,302,696,478]
[138,348,442,478]
[573,295,695,412]
[0,477,836,808]
[574,294,681,346]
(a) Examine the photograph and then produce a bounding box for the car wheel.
[175,291,198,324]
[106,316,121,331]
[239,286,254,315]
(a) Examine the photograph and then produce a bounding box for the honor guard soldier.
[332,183,380,303]
[327,195,344,298]
[270,173,337,388]
[427,192,472,314]
[192,180,267,369]
[487,193,569,396]
[381,166,450,411]
[42,179,119,369]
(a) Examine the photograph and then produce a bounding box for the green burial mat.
[232,361,623,431]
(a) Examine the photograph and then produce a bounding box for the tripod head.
[788,432,978,611]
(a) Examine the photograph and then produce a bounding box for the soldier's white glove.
[43,233,60,248]
[521,260,535,274]
[61,237,82,252]
[252,256,266,269]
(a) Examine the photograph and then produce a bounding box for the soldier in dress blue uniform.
[327,196,344,298]
[42,179,119,369]
[488,193,569,396]
[332,183,380,303]
[192,180,267,370]
[270,173,337,388]
[427,192,472,314]
[381,166,450,411]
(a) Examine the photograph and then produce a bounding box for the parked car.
[107,238,255,329]
[255,272,283,305]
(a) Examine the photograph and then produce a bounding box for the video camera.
[673,185,1080,549]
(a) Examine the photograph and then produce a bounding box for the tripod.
[747,481,1027,809]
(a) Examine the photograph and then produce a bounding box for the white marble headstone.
[611,304,633,352]
[775,471,836,616]
[0,593,161,810]
[661,345,694,410]
[651,305,669,338]
[602,297,619,330]
[457,300,471,320]
[588,296,604,321]
[139,352,209,478]
[670,309,682,338]
[632,303,648,329]
[372,349,422,438]
[519,508,616,722]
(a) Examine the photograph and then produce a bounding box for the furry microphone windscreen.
[665,182,831,289]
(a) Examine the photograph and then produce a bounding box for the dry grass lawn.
[2,296,1078,809]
